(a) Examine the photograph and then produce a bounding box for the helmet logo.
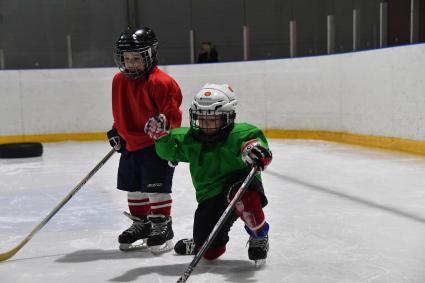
[204,91,212,97]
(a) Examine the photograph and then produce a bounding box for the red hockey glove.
[144,114,169,140]
[241,139,272,171]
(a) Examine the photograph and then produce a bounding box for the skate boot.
[174,238,197,255]
[245,222,269,266]
[147,215,174,254]
[118,212,151,251]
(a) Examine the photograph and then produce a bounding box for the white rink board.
[0,44,424,141]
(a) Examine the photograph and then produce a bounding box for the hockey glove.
[144,114,169,140]
[107,128,126,153]
[242,139,272,171]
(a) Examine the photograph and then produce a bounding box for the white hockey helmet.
[190,83,238,113]
[189,83,238,141]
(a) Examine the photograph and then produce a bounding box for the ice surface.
[1,140,425,283]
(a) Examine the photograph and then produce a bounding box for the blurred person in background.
[197,41,219,63]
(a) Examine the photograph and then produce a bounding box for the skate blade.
[254,259,266,267]
[119,240,148,251]
[149,239,174,254]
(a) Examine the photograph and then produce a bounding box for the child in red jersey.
[107,27,182,254]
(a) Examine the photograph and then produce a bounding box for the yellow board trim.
[264,129,425,156]
[0,132,107,144]
[1,130,425,156]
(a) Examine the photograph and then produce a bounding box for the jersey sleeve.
[254,128,269,148]
[151,78,183,129]
[239,125,270,152]
[111,74,119,129]
[154,130,188,163]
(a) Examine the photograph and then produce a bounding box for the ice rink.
[1,140,425,283]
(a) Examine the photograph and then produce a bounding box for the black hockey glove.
[241,139,272,171]
[107,128,126,153]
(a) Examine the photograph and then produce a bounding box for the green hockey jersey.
[154,123,269,204]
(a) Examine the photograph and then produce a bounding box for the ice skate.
[118,212,151,251]
[245,223,269,267]
[147,215,174,254]
[247,234,268,267]
[174,238,197,255]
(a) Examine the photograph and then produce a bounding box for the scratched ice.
[1,140,425,283]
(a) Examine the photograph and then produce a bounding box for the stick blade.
[0,245,22,262]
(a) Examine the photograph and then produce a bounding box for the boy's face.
[123,52,145,72]
[198,115,224,135]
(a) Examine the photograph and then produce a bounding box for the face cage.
[189,109,235,135]
[113,44,157,79]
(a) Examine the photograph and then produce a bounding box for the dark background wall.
[0,0,423,69]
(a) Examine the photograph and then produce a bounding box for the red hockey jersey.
[112,66,182,152]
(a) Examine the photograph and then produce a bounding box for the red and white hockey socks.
[234,190,269,238]
[127,192,172,218]
[148,193,172,217]
[203,245,226,260]
[127,191,150,217]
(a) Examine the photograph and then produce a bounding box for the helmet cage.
[113,43,158,79]
[189,108,236,135]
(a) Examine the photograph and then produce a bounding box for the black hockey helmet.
[113,27,159,79]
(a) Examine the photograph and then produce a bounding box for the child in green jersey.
[144,83,272,264]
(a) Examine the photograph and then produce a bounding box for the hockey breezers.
[176,166,259,283]
[0,148,115,262]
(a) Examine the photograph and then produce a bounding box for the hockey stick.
[176,166,259,283]
[0,148,115,262]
